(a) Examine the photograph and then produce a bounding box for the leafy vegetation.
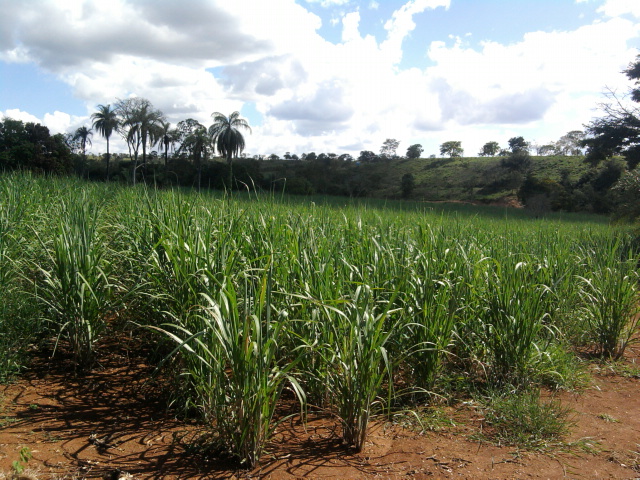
[0,172,638,466]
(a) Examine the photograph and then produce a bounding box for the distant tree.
[406,144,424,159]
[583,55,640,168]
[380,138,400,158]
[0,118,72,173]
[73,126,93,176]
[91,104,119,181]
[157,120,179,178]
[209,111,252,188]
[269,153,280,161]
[180,123,209,190]
[284,152,292,160]
[401,173,415,198]
[358,150,378,163]
[556,130,585,155]
[440,141,463,157]
[291,153,300,161]
[115,97,164,184]
[508,136,529,153]
[306,152,317,161]
[537,144,557,156]
[339,153,354,162]
[478,141,500,156]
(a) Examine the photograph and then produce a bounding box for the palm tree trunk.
[105,138,110,182]
[227,154,233,191]
[164,143,169,181]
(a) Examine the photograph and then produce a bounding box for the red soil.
[1,338,639,479]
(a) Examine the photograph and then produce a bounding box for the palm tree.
[116,98,164,185]
[158,120,179,179]
[179,123,209,191]
[208,111,251,189]
[73,126,93,178]
[91,104,119,181]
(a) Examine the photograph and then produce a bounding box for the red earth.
[1,336,639,480]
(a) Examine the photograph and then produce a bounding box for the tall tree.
[440,141,463,157]
[158,120,179,178]
[406,144,424,159]
[555,130,585,155]
[115,98,164,184]
[380,138,400,158]
[508,136,529,153]
[478,141,500,156]
[91,104,119,181]
[73,126,93,177]
[208,111,251,189]
[179,122,209,190]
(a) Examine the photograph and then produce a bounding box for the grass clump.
[478,388,572,451]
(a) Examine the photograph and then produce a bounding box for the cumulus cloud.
[1,0,639,157]
[221,56,308,98]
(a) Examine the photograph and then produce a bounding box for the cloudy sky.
[1,0,639,158]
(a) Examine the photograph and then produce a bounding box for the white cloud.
[305,0,351,7]
[598,0,640,18]
[1,0,639,158]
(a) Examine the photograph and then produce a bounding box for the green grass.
[476,389,573,450]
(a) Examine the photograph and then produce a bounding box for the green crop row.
[0,172,637,466]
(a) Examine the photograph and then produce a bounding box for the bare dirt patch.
[1,338,639,479]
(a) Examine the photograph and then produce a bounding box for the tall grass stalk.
[36,196,115,369]
[153,270,305,467]
[578,244,639,359]
[322,285,400,451]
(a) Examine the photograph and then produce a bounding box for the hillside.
[257,155,588,204]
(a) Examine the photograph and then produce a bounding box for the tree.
[91,104,119,181]
[209,111,252,189]
[358,150,378,163]
[556,130,585,155]
[406,144,423,159]
[508,136,529,153]
[73,126,93,176]
[440,141,463,157]
[401,173,415,198]
[0,118,72,173]
[115,97,165,184]
[478,141,500,156]
[269,153,280,161]
[380,138,400,158]
[158,120,179,178]
[582,56,640,168]
[180,123,209,190]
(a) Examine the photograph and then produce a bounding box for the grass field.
[0,172,638,467]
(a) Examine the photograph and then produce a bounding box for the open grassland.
[0,172,638,468]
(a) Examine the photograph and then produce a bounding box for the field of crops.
[1,172,638,468]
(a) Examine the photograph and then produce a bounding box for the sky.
[1,0,640,158]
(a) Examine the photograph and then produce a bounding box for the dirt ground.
[1,337,639,480]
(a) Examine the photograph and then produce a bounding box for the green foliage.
[36,195,117,369]
[400,172,414,198]
[406,143,423,159]
[577,243,639,359]
[479,389,572,450]
[440,140,463,158]
[11,446,32,474]
[0,118,73,173]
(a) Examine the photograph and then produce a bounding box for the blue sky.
[1,0,639,157]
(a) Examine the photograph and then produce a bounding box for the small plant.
[11,446,32,474]
[478,389,572,450]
